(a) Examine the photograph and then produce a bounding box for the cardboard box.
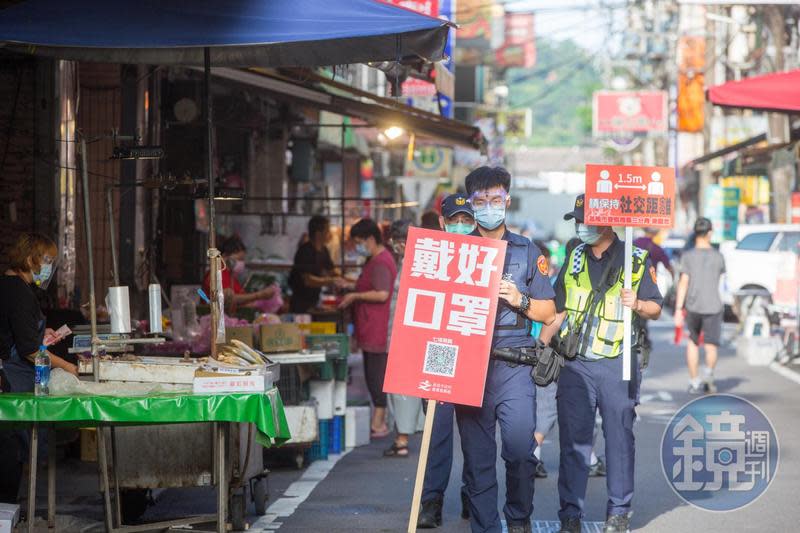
[224,326,255,347]
[260,323,304,353]
[193,375,266,394]
[0,503,20,533]
[298,322,337,335]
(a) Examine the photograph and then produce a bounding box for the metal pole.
[96,426,115,533]
[216,422,228,533]
[107,185,120,286]
[80,138,99,380]
[27,423,38,533]
[204,47,220,358]
[623,227,633,381]
[47,429,56,529]
[111,427,123,527]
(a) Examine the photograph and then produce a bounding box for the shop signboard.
[703,185,740,243]
[593,91,668,135]
[404,145,453,179]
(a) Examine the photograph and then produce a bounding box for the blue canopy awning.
[0,0,451,66]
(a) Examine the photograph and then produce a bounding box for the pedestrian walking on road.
[417,193,476,528]
[337,219,398,438]
[384,219,422,458]
[540,194,663,533]
[456,167,556,533]
[674,217,726,394]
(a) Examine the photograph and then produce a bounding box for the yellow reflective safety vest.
[559,242,648,359]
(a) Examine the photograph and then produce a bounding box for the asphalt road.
[265,320,800,532]
[25,319,800,532]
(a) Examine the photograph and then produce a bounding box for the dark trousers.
[456,361,537,533]
[362,352,388,408]
[421,401,467,504]
[0,369,22,503]
[557,355,641,520]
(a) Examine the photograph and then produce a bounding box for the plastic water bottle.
[34,345,50,396]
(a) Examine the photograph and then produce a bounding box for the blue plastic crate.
[328,415,344,454]
[305,420,330,463]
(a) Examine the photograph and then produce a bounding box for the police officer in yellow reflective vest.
[540,194,663,533]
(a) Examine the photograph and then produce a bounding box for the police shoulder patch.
[537,255,548,276]
[649,265,657,284]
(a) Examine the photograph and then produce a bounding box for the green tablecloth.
[0,388,291,447]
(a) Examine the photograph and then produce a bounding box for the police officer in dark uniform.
[540,195,663,533]
[417,193,476,529]
[457,167,556,533]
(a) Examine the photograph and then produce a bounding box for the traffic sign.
[584,164,676,228]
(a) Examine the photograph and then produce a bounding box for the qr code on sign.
[423,342,458,377]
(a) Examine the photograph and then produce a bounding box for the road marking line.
[769,362,800,386]
[250,449,351,531]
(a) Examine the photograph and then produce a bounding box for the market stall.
[0,391,290,532]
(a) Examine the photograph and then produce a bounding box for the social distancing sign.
[585,164,676,228]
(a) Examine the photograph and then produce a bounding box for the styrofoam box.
[283,405,319,445]
[333,381,347,416]
[0,503,20,533]
[193,375,265,394]
[345,406,370,448]
[309,380,335,419]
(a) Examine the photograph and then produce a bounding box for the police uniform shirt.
[473,229,555,349]
[553,236,663,315]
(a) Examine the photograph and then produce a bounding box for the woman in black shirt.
[0,233,77,393]
[1,233,79,503]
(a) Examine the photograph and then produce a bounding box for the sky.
[504,0,627,52]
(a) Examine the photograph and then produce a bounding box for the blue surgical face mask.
[355,243,370,257]
[576,223,603,245]
[33,262,53,287]
[445,222,476,235]
[474,206,506,231]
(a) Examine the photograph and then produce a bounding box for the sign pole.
[407,399,437,533]
[623,227,633,381]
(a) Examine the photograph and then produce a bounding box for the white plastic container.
[345,406,370,448]
[333,380,347,416]
[309,379,335,419]
[0,503,20,533]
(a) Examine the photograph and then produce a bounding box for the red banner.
[383,227,507,407]
[593,91,668,134]
[584,164,676,228]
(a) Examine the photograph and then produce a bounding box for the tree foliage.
[508,39,601,147]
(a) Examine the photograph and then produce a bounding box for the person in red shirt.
[337,219,397,438]
[202,236,275,309]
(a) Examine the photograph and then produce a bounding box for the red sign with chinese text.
[584,164,676,228]
[593,91,668,134]
[383,227,507,407]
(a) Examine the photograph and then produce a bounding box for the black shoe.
[417,497,442,529]
[603,512,631,533]
[507,523,532,533]
[559,517,581,533]
[460,491,470,520]
[535,461,548,478]
[589,458,606,477]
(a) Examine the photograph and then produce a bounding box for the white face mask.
[576,223,604,245]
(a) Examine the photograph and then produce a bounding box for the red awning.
[707,69,800,114]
